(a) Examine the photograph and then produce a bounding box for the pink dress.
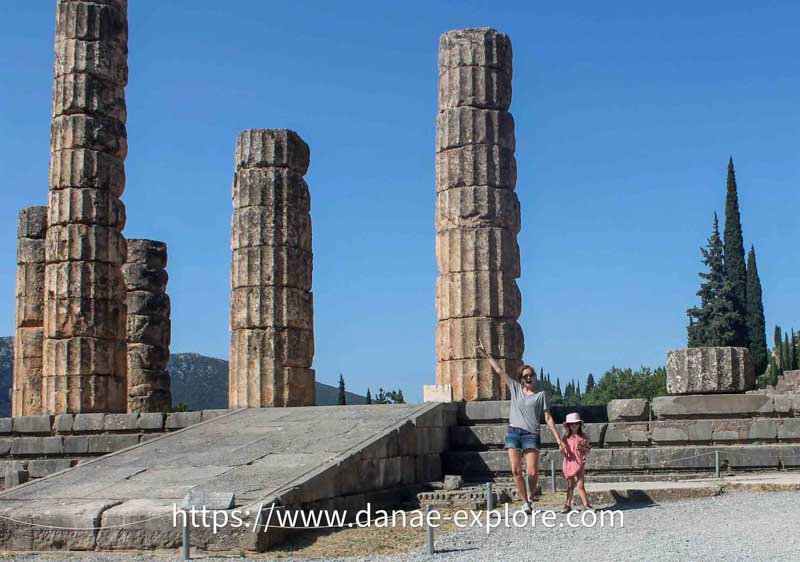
[562,434,591,478]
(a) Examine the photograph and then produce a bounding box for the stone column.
[12,207,48,416]
[229,129,315,407]
[124,240,172,412]
[435,28,523,400]
[42,0,128,413]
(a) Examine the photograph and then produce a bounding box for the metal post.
[426,505,434,555]
[550,459,556,493]
[715,450,720,479]
[182,517,190,560]
[486,481,494,512]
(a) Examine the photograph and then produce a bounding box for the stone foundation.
[667,347,755,394]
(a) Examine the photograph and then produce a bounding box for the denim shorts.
[505,426,541,451]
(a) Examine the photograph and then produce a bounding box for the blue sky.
[1,1,798,401]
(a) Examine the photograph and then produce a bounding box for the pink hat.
[565,412,582,424]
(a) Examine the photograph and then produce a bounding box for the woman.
[478,342,565,514]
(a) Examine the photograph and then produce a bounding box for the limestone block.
[55,0,127,44]
[126,343,169,371]
[27,458,71,478]
[651,393,774,419]
[126,314,170,347]
[230,286,313,330]
[232,167,310,210]
[16,238,46,265]
[776,371,800,392]
[40,436,64,455]
[649,422,689,445]
[63,434,90,454]
[17,206,48,239]
[52,414,74,433]
[73,412,105,432]
[603,423,650,447]
[436,145,516,191]
[436,107,515,152]
[234,129,310,175]
[126,239,167,268]
[45,223,126,264]
[15,263,46,299]
[231,206,312,251]
[48,187,126,228]
[88,433,139,453]
[50,114,127,158]
[435,271,521,320]
[42,373,126,414]
[778,418,800,441]
[435,357,519,401]
[607,399,650,422]
[44,297,126,340]
[43,337,126,376]
[4,467,29,488]
[423,384,453,402]
[231,246,312,291]
[435,227,520,275]
[122,263,167,293]
[666,347,755,395]
[49,149,125,195]
[14,276,45,327]
[748,419,778,442]
[436,317,523,361]
[54,38,128,85]
[0,419,12,434]
[127,369,171,390]
[52,72,126,122]
[438,28,512,74]
[44,261,125,300]
[229,328,313,369]
[103,413,138,431]
[126,291,169,318]
[11,415,52,434]
[228,341,315,408]
[438,65,512,111]
[165,411,202,430]
[11,329,44,416]
[436,185,520,233]
[137,412,164,430]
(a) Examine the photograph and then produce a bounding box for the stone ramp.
[0,403,456,552]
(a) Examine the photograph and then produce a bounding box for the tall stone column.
[12,207,48,416]
[42,0,128,413]
[435,28,523,400]
[229,129,315,407]
[124,240,172,412]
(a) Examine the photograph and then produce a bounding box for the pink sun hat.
[564,412,582,425]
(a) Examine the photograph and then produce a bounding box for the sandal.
[560,505,572,514]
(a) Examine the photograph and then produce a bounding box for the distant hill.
[0,337,365,415]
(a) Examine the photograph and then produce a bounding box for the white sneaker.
[522,501,532,514]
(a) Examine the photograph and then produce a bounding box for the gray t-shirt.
[507,375,549,435]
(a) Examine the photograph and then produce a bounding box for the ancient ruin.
[435,28,523,400]
[42,0,129,414]
[12,207,48,416]
[667,347,756,395]
[124,240,172,413]
[228,129,315,407]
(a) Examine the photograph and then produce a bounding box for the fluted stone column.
[124,240,172,412]
[435,28,523,400]
[229,129,315,407]
[12,207,48,416]
[42,0,128,413]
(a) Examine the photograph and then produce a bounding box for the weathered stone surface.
[439,28,512,74]
[125,239,166,268]
[52,72,126,122]
[48,187,126,228]
[436,145,516,191]
[54,38,128,85]
[17,206,48,239]
[435,358,519,401]
[49,149,125,195]
[43,337,126,376]
[436,317,523,361]
[44,260,125,300]
[50,114,127,158]
[231,246,312,291]
[229,328,313,369]
[55,0,127,44]
[231,206,312,251]
[41,373,127,414]
[11,329,45,417]
[435,227,520,275]
[72,413,105,432]
[607,399,650,422]
[126,343,169,371]
[52,413,74,433]
[122,263,167,293]
[436,107,515,151]
[232,167,310,210]
[228,346,315,408]
[44,297,126,340]
[126,291,169,318]
[776,371,800,393]
[137,412,164,430]
[126,315,169,347]
[16,238,46,265]
[435,271,521,319]
[438,65,512,111]
[436,186,520,233]
[11,415,53,434]
[45,223,126,264]
[164,411,202,430]
[667,347,755,395]
[234,129,310,175]
[651,394,774,419]
[230,286,313,330]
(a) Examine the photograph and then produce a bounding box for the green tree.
[687,214,745,346]
[555,378,562,399]
[365,388,372,404]
[582,367,667,405]
[585,373,596,394]
[783,334,792,372]
[723,157,749,346]
[337,373,346,405]
[745,246,768,375]
[374,388,405,404]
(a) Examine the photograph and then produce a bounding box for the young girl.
[561,412,593,513]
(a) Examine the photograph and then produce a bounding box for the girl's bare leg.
[565,477,575,506]
[508,448,528,503]
[575,470,590,507]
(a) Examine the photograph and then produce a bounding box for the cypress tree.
[586,373,595,394]
[556,378,562,398]
[784,334,792,373]
[337,373,346,405]
[745,246,768,374]
[576,381,582,400]
[723,157,748,346]
[365,388,372,404]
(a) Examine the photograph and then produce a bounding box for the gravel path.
[4,491,799,561]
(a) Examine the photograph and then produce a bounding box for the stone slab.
[666,347,755,394]
[423,384,453,403]
[652,394,774,419]
[607,399,650,422]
